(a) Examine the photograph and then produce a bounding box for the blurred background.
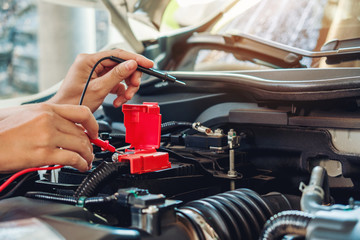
[0,0,359,99]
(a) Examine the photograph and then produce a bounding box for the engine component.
[184,133,227,150]
[306,206,360,240]
[300,166,349,213]
[192,122,214,135]
[74,161,128,198]
[177,188,295,240]
[116,188,181,236]
[260,210,314,240]
[260,166,360,240]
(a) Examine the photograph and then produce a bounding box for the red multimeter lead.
[89,138,117,153]
[85,132,117,153]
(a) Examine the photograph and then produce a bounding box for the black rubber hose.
[219,192,259,239]
[161,121,193,134]
[83,196,115,208]
[203,197,242,239]
[74,162,127,198]
[210,195,252,240]
[179,188,293,240]
[231,190,268,225]
[185,201,231,240]
[259,210,314,240]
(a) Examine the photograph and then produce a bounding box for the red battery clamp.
[118,102,171,174]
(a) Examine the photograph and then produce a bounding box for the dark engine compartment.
[1,67,360,240]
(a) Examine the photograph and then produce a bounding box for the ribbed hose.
[161,121,193,134]
[25,191,115,208]
[259,210,314,240]
[74,161,123,198]
[25,192,77,205]
[178,188,293,240]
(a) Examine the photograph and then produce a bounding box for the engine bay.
[1,0,360,239]
[2,66,360,239]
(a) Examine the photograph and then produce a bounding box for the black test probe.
[109,56,186,85]
[79,56,185,105]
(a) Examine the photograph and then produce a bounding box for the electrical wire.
[79,56,112,105]
[0,165,63,193]
[79,56,183,105]
[1,56,169,196]
[0,57,119,195]
[0,172,34,200]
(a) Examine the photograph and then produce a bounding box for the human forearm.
[0,106,22,121]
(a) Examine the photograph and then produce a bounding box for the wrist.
[0,106,20,121]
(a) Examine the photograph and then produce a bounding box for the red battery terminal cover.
[118,102,171,174]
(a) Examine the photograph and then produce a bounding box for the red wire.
[0,165,63,193]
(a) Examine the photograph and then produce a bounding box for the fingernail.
[113,97,127,107]
[125,60,136,71]
[88,163,93,171]
[128,92,135,100]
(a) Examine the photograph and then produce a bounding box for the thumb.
[96,60,138,94]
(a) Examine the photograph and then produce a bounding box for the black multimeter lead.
[109,56,186,85]
[79,55,185,105]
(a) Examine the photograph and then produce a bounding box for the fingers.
[71,49,152,110]
[89,49,152,105]
[51,104,99,139]
[111,83,127,107]
[51,148,91,172]
[43,103,96,170]
[93,60,139,99]
[52,117,94,165]
[90,49,154,69]
[0,103,97,173]
[124,71,142,100]
[110,70,142,107]
[54,132,94,166]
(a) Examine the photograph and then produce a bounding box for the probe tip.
[175,80,186,85]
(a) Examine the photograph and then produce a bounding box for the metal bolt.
[112,153,119,162]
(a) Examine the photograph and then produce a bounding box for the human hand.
[0,103,98,173]
[48,49,154,112]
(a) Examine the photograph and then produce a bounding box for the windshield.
[175,0,360,70]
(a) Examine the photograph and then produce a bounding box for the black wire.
[159,146,212,176]
[79,56,113,105]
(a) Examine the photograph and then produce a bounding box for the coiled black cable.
[74,161,127,198]
[161,121,193,134]
[25,191,78,205]
[259,210,314,240]
[25,191,116,208]
[178,188,293,240]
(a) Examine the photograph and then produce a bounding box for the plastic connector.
[117,102,171,174]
